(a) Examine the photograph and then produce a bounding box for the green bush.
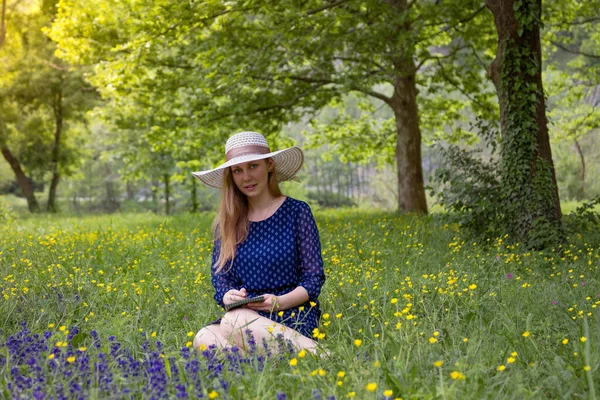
[431,120,566,249]
[307,190,356,208]
[0,196,14,223]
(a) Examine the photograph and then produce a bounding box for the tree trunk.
[574,139,585,200]
[48,85,63,213]
[388,0,428,215]
[486,0,562,243]
[0,0,6,49]
[389,71,428,214]
[163,174,170,215]
[126,180,135,201]
[190,176,198,212]
[151,180,159,214]
[315,157,321,197]
[1,146,40,212]
[105,162,118,212]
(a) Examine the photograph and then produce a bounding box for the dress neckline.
[249,196,289,223]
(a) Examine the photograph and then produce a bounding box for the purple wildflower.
[312,388,322,400]
[175,383,188,399]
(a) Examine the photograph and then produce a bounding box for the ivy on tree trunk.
[486,0,562,247]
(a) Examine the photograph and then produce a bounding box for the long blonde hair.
[213,159,282,272]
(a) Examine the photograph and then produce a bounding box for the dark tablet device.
[224,296,265,312]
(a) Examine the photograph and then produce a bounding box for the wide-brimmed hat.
[192,131,304,188]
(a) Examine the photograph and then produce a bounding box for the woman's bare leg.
[193,324,228,350]
[220,308,318,353]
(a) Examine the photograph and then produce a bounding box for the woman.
[192,131,326,353]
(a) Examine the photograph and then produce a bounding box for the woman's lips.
[244,184,257,191]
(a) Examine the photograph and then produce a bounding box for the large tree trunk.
[388,0,428,215]
[389,70,428,214]
[1,146,40,212]
[486,0,562,243]
[48,85,63,213]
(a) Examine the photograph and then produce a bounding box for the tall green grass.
[1,209,599,399]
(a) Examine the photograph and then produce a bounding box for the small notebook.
[224,296,265,311]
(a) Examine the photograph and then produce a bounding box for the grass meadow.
[1,209,599,399]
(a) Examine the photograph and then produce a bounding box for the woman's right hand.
[223,288,247,306]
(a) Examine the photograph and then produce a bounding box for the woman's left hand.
[245,294,280,312]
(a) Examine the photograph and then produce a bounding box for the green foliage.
[431,119,505,241]
[0,0,99,197]
[307,191,356,209]
[48,0,499,213]
[563,196,600,239]
[0,196,14,223]
[432,114,565,249]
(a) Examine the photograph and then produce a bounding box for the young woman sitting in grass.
[191,131,326,354]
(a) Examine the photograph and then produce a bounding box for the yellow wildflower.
[366,382,377,392]
[450,371,465,380]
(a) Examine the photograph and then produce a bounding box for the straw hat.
[192,131,304,188]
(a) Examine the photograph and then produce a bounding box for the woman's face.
[230,159,272,198]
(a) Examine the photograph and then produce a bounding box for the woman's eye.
[233,169,241,174]
[250,163,258,168]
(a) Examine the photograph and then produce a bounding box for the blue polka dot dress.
[211,197,326,339]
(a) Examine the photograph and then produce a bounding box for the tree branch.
[348,85,391,103]
[305,0,354,16]
[416,43,471,71]
[42,59,70,72]
[249,73,392,104]
[433,57,485,109]
[548,16,600,27]
[333,56,387,72]
[0,0,7,49]
[550,39,600,59]
[415,5,486,44]
[207,82,332,123]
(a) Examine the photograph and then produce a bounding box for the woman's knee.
[193,325,221,349]
[220,308,259,336]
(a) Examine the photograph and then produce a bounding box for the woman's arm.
[211,239,242,308]
[246,286,309,312]
[295,202,326,300]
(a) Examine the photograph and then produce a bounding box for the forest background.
[1,0,600,243]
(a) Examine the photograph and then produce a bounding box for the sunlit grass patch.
[1,210,599,398]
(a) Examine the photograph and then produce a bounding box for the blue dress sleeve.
[211,239,241,308]
[295,202,326,300]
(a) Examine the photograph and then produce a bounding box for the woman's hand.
[223,288,247,306]
[245,294,280,312]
